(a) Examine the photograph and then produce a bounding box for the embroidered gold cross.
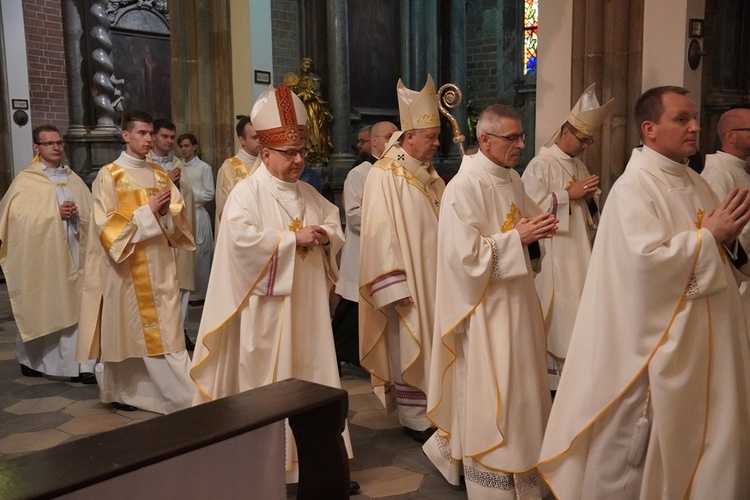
[694,208,704,229]
[289,217,309,259]
[501,202,522,233]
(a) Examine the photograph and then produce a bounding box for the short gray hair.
[476,104,520,137]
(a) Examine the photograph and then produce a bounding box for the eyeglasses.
[357,139,369,144]
[267,147,309,159]
[571,134,595,146]
[36,141,65,148]
[731,128,750,132]
[486,132,526,143]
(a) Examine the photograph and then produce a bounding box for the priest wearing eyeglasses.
[190,84,354,489]
[521,83,613,394]
[0,124,96,383]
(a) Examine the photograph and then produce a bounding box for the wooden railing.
[0,379,350,499]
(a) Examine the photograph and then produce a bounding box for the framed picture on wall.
[254,70,271,85]
[110,31,172,120]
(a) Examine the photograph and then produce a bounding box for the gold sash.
[100,162,169,355]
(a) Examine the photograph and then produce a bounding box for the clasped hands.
[295,225,330,248]
[566,174,599,200]
[148,188,172,216]
[515,213,558,245]
[167,167,181,187]
[701,188,750,246]
[59,201,78,221]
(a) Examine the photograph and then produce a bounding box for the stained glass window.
[524,0,539,75]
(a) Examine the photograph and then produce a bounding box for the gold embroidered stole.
[100,162,169,355]
[229,157,249,183]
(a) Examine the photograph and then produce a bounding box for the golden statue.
[283,58,333,167]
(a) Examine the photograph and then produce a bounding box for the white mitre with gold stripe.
[397,74,440,132]
[543,83,614,147]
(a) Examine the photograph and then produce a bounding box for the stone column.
[446,0,468,160]
[61,0,93,177]
[89,0,117,131]
[85,0,121,177]
[326,0,355,185]
[61,0,88,135]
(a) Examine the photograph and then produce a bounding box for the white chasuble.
[190,164,351,481]
[425,152,550,498]
[538,147,750,499]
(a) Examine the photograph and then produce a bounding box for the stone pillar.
[89,0,117,131]
[61,0,93,177]
[85,0,121,177]
[325,0,355,185]
[61,0,88,134]
[569,0,643,200]
[446,0,468,160]
[170,0,233,174]
[403,0,438,87]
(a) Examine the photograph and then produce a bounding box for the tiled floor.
[0,281,466,499]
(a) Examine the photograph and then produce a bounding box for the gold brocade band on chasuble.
[99,162,169,356]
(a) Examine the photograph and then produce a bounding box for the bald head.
[370,121,398,158]
[717,108,750,160]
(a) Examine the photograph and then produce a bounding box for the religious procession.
[1,1,749,499]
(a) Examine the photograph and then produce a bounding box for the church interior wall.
[642,0,704,105]
[271,0,301,87]
[536,0,573,156]
[1,0,34,179]
[22,0,69,135]
[466,0,503,116]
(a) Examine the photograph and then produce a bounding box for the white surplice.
[181,155,215,300]
[521,145,599,389]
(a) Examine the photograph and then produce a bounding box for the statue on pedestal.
[284,58,333,167]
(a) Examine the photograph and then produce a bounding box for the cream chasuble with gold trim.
[190,164,350,481]
[701,150,750,343]
[359,144,445,408]
[0,159,93,341]
[77,152,195,363]
[425,152,550,493]
[522,145,600,388]
[539,147,750,499]
[215,148,259,231]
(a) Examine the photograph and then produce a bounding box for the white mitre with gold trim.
[544,83,614,147]
[251,84,307,148]
[397,74,440,132]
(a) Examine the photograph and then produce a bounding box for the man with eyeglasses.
[539,86,750,498]
[702,108,750,339]
[333,121,399,369]
[190,84,356,494]
[360,76,445,444]
[424,104,556,497]
[78,110,196,414]
[521,83,612,394]
[0,124,96,383]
